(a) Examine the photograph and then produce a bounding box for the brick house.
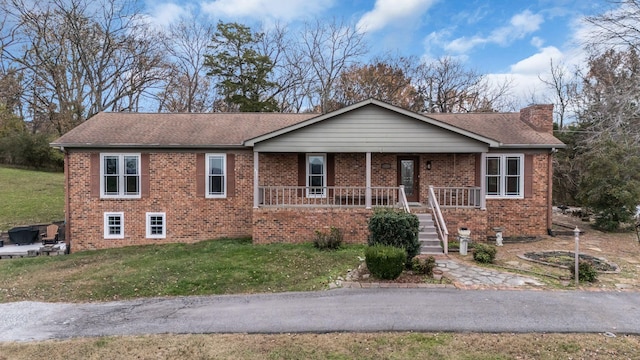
[52,99,564,252]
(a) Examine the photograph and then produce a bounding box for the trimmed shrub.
[367,208,420,261]
[411,256,436,276]
[473,243,497,264]
[313,226,343,250]
[570,260,598,282]
[365,245,406,280]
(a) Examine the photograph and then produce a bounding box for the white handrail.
[399,185,410,213]
[428,185,449,254]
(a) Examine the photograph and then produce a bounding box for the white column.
[253,151,259,209]
[480,152,487,210]
[366,152,372,209]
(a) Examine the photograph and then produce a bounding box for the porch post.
[253,151,259,209]
[480,152,487,210]
[366,152,372,209]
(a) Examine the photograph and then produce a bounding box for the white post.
[574,226,580,286]
[479,152,487,210]
[253,151,259,209]
[365,152,372,209]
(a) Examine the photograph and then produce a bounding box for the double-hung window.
[306,154,326,197]
[101,153,141,198]
[206,154,226,198]
[146,212,166,239]
[486,154,524,198]
[104,212,124,239]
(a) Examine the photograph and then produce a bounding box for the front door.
[398,156,419,202]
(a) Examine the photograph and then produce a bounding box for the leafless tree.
[157,18,215,112]
[539,59,579,128]
[415,57,514,113]
[299,19,368,113]
[1,0,167,134]
[584,0,640,52]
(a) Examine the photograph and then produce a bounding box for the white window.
[101,153,141,198]
[146,212,166,239]
[104,212,124,239]
[306,154,326,198]
[486,154,524,198]
[206,153,226,198]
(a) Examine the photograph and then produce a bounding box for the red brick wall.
[252,208,371,244]
[442,208,488,242]
[67,150,254,251]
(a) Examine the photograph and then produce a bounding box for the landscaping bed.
[520,251,619,273]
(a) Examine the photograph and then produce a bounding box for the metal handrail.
[428,185,449,254]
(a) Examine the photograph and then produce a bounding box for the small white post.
[365,152,372,209]
[574,226,580,287]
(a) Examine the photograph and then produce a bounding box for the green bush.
[367,208,420,261]
[411,256,436,276]
[313,226,343,250]
[473,243,497,264]
[365,245,406,280]
[570,260,598,282]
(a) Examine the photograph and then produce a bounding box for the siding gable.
[253,105,489,153]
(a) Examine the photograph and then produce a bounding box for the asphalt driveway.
[1,288,639,342]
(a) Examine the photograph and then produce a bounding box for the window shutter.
[298,153,305,197]
[141,153,150,198]
[524,154,534,198]
[90,153,100,197]
[196,153,205,197]
[226,153,235,197]
[475,153,482,187]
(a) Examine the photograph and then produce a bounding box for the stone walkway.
[436,259,543,289]
[340,257,543,289]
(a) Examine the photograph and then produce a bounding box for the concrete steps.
[416,213,443,254]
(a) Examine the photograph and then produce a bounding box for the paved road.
[1,289,639,342]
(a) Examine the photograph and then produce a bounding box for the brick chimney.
[520,104,554,134]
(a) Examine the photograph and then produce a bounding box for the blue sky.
[144,0,610,107]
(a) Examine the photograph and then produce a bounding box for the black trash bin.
[8,226,39,245]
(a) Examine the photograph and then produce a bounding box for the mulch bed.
[520,250,620,273]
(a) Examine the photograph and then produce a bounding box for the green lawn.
[0,166,64,231]
[0,238,365,303]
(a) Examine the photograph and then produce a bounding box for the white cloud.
[356,0,438,33]
[510,46,563,75]
[444,10,544,53]
[200,0,335,22]
[530,36,545,48]
[146,3,189,27]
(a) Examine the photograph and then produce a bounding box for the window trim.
[485,154,524,199]
[146,212,166,239]
[104,212,124,239]
[205,153,227,199]
[100,153,141,199]
[306,153,327,198]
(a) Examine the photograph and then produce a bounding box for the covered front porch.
[251,151,488,252]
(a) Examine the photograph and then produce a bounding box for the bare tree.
[1,0,167,134]
[584,0,640,52]
[157,18,215,113]
[415,57,514,113]
[539,59,579,128]
[299,19,368,113]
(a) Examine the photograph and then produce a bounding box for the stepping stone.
[615,283,633,290]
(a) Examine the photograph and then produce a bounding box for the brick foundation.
[252,208,372,244]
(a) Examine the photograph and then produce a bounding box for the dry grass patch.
[0,333,639,360]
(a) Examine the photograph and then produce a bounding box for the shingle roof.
[52,112,317,148]
[52,102,564,149]
[427,112,564,147]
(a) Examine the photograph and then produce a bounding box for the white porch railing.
[431,186,481,208]
[428,185,449,254]
[258,186,407,208]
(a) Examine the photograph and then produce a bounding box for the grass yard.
[0,238,365,302]
[0,166,64,231]
[1,332,638,360]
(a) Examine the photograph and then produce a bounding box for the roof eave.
[495,143,567,149]
[50,143,249,149]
